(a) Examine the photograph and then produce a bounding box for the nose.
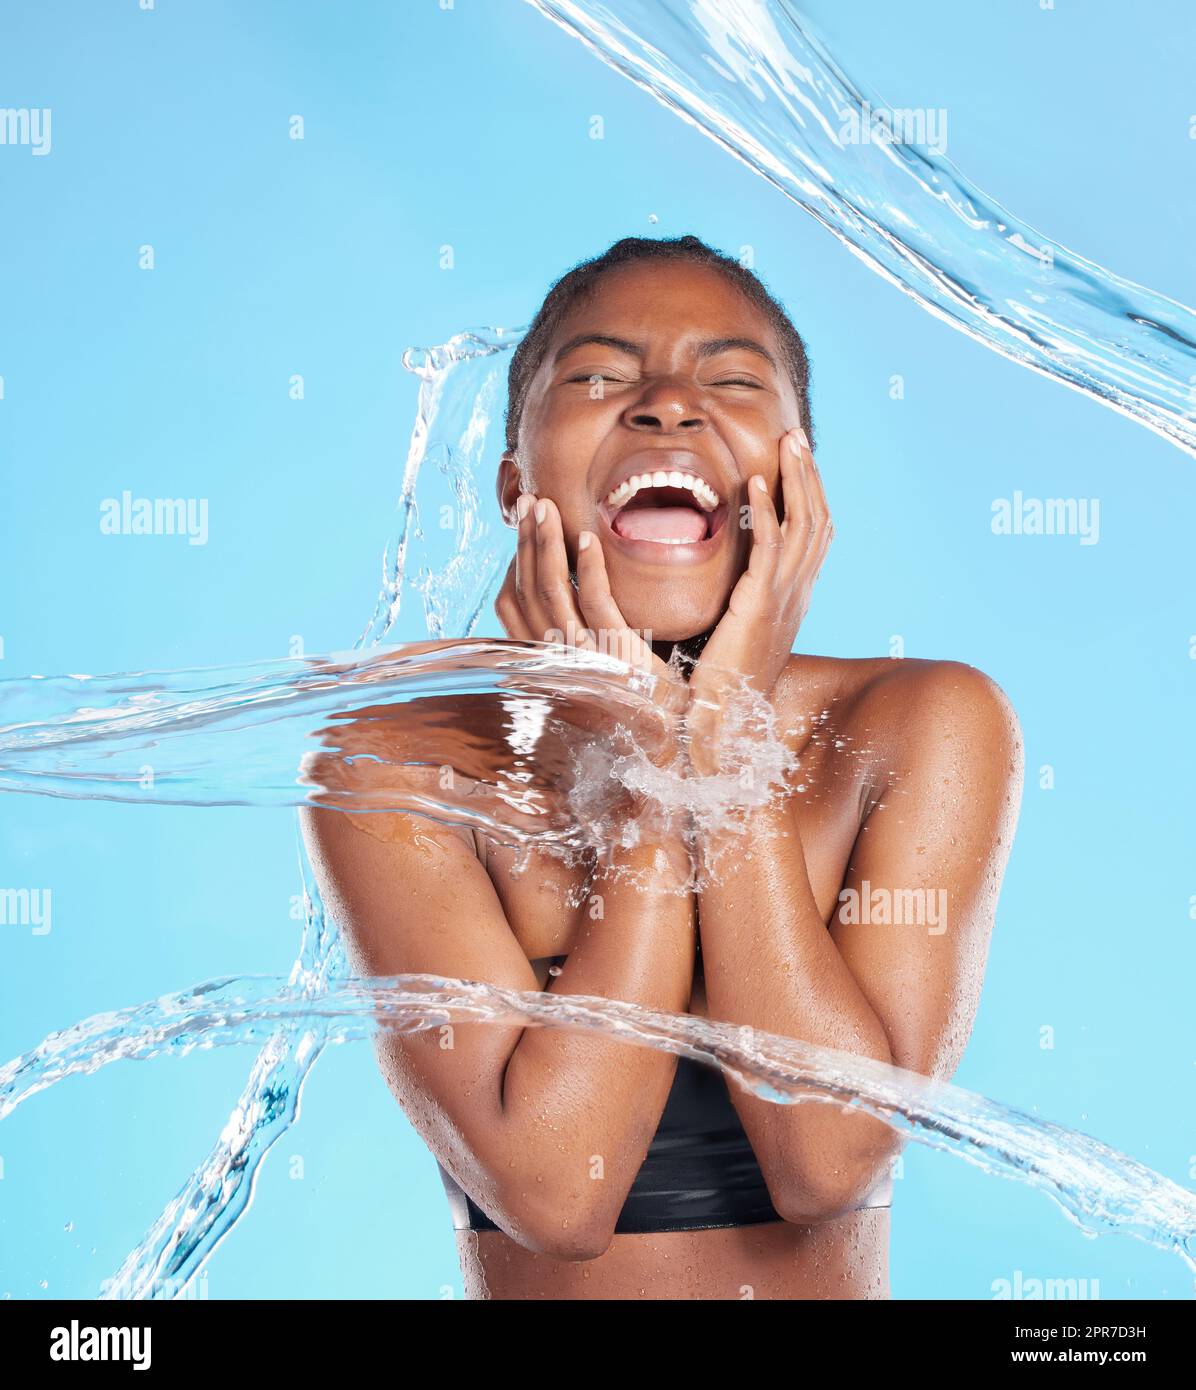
[621,376,708,434]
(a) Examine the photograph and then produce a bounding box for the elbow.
[492,1188,618,1263]
[516,1217,615,1263]
[772,1181,871,1226]
[767,1141,897,1226]
[531,1229,614,1263]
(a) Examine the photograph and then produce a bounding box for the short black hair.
[504,234,813,455]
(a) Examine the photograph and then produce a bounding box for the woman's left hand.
[687,427,832,766]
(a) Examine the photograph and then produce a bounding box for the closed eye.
[711,376,764,388]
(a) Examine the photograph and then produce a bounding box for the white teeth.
[602,470,722,511]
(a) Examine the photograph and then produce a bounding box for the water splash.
[0,640,676,833]
[79,326,543,1299]
[3,974,1193,1279]
[359,329,522,647]
[99,863,347,1303]
[525,0,1196,455]
[0,641,793,882]
[4,633,1196,1291]
[3,246,1194,1300]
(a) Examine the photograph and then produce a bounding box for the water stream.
[2,0,1194,1300]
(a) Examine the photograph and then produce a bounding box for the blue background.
[1,0,1193,1299]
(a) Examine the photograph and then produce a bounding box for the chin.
[612,585,728,647]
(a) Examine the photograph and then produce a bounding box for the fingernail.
[787,431,802,456]
[798,427,811,451]
[516,494,531,521]
[752,474,767,492]
[578,530,592,552]
[534,499,547,524]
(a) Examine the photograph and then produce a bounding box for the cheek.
[724,406,782,466]
[532,388,612,441]
[519,400,607,487]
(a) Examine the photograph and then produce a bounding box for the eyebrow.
[697,337,779,369]
[553,333,779,370]
[553,334,642,363]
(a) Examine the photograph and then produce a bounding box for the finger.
[514,491,557,637]
[574,531,659,673]
[494,557,534,641]
[778,428,807,544]
[808,447,833,548]
[780,431,817,576]
[794,431,833,565]
[512,490,537,614]
[745,473,784,583]
[495,592,531,644]
[533,497,588,643]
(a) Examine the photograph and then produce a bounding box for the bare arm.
[696,660,1023,1221]
[302,800,695,1260]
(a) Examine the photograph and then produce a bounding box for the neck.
[653,631,712,681]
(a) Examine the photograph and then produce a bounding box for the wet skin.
[301,260,1023,1300]
[495,260,810,645]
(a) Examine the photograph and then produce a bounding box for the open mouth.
[598,469,730,547]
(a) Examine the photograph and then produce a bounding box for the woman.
[302,235,1023,1300]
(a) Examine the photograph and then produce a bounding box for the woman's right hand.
[494,493,673,677]
[494,492,686,769]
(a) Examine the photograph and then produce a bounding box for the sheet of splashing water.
[3,0,1196,1299]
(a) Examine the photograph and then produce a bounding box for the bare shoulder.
[778,653,1022,777]
[301,767,479,859]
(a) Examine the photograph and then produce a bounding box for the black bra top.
[438,1048,893,1236]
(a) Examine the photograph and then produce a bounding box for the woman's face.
[498,260,805,642]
